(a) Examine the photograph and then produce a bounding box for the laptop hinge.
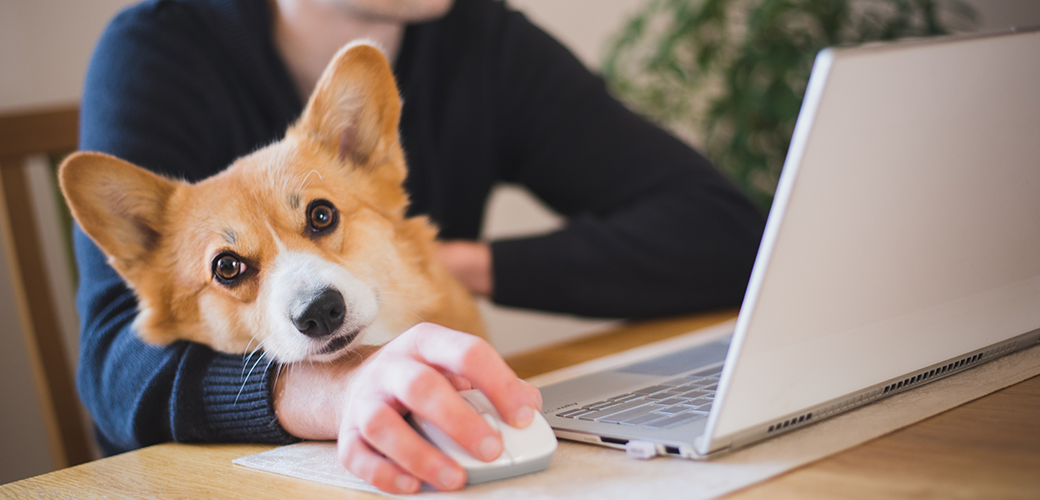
[694,435,731,457]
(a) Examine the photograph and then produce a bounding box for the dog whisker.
[345,348,364,366]
[263,357,276,385]
[242,337,268,378]
[236,350,269,405]
[244,334,264,359]
[376,299,428,324]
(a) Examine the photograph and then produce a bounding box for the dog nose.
[293,289,346,339]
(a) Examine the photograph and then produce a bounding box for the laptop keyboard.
[554,367,722,430]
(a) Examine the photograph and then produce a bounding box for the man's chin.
[329,0,455,24]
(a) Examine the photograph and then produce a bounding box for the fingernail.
[514,405,534,427]
[396,474,419,492]
[479,435,502,460]
[439,466,464,489]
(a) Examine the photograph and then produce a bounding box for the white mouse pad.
[234,331,1040,500]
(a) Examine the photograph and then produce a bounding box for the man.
[76,0,764,493]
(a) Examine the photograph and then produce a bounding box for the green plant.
[603,0,977,208]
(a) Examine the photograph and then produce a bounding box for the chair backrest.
[0,105,93,468]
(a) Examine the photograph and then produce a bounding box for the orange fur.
[60,42,484,361]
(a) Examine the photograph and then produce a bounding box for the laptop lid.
[700,29,1040,455]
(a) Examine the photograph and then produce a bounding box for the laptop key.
[598,405,658,424]
[645,393,671,400]
[680,399,711,408]
[656,398,685,406]
[645,411,707,429]
[653,406,687,415]
[555,408,589,418]
[633,385,671,395]
[622,413,670,426]
[576,400,653,421]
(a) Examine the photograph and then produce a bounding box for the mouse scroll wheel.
[461,389,500,416]
[481,413,502,433]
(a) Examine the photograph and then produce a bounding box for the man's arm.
[487,7,766,317]
[75,3,297,452]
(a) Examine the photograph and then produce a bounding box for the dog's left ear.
[294,41,403,170]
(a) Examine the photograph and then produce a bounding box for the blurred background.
[1,0,1038,484]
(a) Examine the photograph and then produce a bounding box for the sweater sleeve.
[75,2,295,453]
[488,8,766,318]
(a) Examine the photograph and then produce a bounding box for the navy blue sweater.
[76,0,765,454]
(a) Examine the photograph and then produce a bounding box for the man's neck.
[270,0,405,103]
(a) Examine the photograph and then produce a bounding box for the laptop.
[541,28,1040,459]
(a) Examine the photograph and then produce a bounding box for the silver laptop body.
[541,28,1040,459]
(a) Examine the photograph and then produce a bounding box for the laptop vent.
[880,342,1014,396]
[816,388,885,420]
[767,412,813,433]
[766,340,1021,437]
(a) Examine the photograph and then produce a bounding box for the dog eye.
[212,253,246,283]
[307,200,338,234]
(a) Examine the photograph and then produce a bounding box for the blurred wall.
[1,0,1039,484]
[0,0,138,113]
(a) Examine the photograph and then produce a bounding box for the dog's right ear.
[293,41,403,173]
[58,152,178,273]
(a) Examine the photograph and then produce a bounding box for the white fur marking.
[258,250,379,362]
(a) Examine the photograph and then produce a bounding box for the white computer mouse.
[406,389,557,485]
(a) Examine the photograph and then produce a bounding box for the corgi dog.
[59,42,485,363]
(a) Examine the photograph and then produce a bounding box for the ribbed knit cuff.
[201,353,299,444]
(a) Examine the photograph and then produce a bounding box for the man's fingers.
[350,399,468,491]
[442,371,475,391]
[335,322,542,495]
[405,323,541,428]
[389,359,503,462]
[521,379,544,413]
[337,429,420,494]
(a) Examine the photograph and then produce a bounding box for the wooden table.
[3,310,1039,499]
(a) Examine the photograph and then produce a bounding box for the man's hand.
[436,240,493,296]
[273,323,541,493]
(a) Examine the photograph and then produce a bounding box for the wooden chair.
[0,105,93,468]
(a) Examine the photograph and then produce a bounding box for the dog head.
[60,42,444,362]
